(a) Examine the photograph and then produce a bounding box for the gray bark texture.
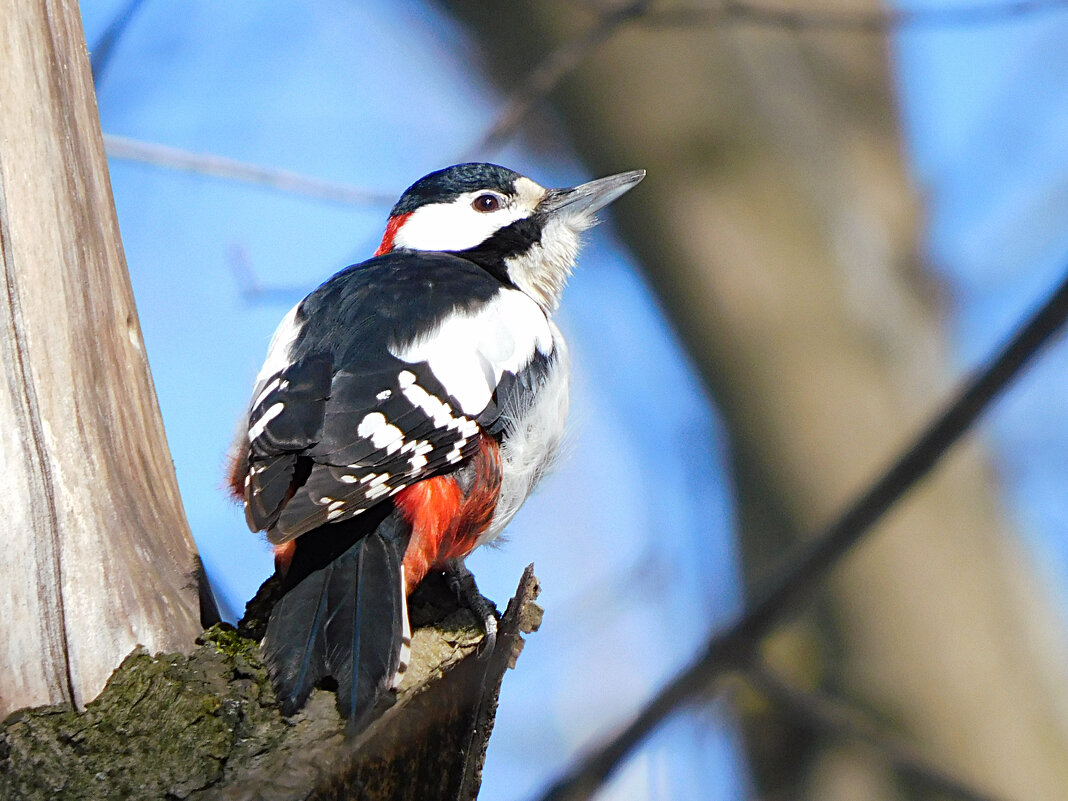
[0,0,203,717]
[441,2,1068,799]
[0,567,542,801]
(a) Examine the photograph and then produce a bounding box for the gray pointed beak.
[540,169,645,218]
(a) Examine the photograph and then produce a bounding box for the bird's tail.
[262,508,411,733]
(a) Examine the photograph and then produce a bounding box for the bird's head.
[375,163,645,312]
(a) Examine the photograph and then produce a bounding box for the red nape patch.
[374,212,412,256]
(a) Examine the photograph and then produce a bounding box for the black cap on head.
[389,163,522,217]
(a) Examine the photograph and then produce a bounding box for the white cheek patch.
[391,191,537,252]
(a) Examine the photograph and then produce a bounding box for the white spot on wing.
[252,376,281,409]
[366,483,391,500]
[357,412,404,453]
[408,452,428,474]
[248,402,285,441]
[399,378,450,426]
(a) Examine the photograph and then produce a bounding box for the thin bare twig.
[473,0,1068,155]
[465,0,651,158]
[742,662,1006,801]
[89,0,148,83]
[103,134,395,207]
[226,244,311,306]
[534,266,1068,801]
[644,0,1068,33]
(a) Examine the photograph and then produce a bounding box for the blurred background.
[79,1,1068,799]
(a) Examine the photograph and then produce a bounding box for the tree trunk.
[0,568,541,801]
[442,2,1068,799]
[0,0,202,717]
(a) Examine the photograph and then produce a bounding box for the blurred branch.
[741,662,1007,801]
[644,0,1068,32]
[466,0,650,157]
[103,134,395,207]
[227,244,311,306]
[534,266,1068,801]
[472,0,1068,155]
[89,0,147,83]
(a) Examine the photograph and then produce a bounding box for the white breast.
[478,322,571,546]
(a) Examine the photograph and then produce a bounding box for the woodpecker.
[229,162,644,731]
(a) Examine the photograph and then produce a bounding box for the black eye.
[472,194,501,213]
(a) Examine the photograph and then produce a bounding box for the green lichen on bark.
[0,567,541,801]
[0,626,285,800]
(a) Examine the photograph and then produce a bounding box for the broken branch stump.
[0,566,541,801]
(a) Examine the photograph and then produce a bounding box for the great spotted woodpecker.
[229,162,644,731]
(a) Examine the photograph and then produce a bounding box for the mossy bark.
[0,568,540,801]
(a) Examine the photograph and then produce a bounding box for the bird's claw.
[477,612,497,659]
[444,562,498,659]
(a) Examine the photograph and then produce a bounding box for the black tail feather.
[262,510,410,731]
[262,559,332,715]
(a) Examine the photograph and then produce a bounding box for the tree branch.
[741,662,1007,801]
[464,0,650,158]
[88,0,147,82]
[469,0,1068,156]
[103,134,395,207]
[535,267,1068,801]
[644,0,1068,33]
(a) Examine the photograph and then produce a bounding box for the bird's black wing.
[241,251,557,543]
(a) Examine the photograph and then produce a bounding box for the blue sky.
[78,1,1068,799]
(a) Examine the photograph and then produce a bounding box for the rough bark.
[442,2,1068,799]
[0,567,541,801]
[0,0,203,718]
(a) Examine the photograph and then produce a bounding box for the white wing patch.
[390,289,553,416]
[255,302,303,383]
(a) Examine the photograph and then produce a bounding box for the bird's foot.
[444,561,498,658]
